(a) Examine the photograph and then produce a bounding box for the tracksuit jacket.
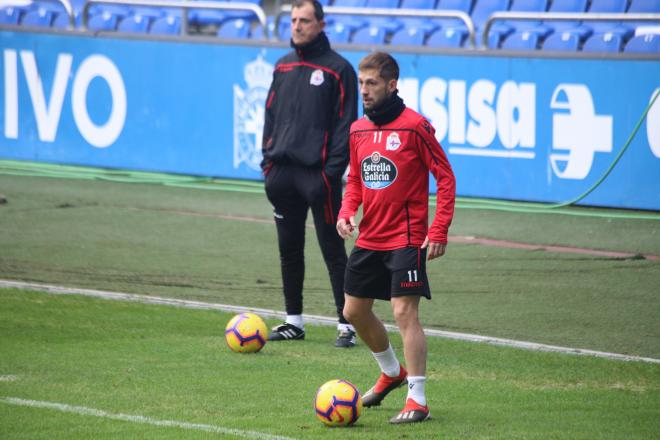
[261,32,357,181]
[339,102,456,251]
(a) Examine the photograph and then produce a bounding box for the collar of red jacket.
[365,91,406,126]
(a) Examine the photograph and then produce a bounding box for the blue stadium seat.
[69,0,87,14]
[27,0,66,16]
[88,4,130,21]
[528,0,588,37]
[627,0,660,15]
[157,7,182,20]
[326,0,368,33]
[130,7,165,19]
[87,11,119,31]
[541,31,580,51]
[188,8,227,27]
[189,0,262,28]
[500,30,540,50]
[351,26,387,44]
[268,15,291,41]
[362,0,404,33]
[52,8,84,28]
[426,27,465,47]
[324,22,351,43]
[222,0,263,21]
[624,0,660,36]
[507,0,550,30]
[571,0,632,39]
[20,7,55,28]
[433,0,473,30]
[249,22,267,39]
[83,4,128,31]
[488,0,550,48]
[52,13,71,28]
[437,0,506,48]
[328,0,368,9]
[117,14,150,33]
[52,0,84,28]
[280,25,292,41]
[581,32,623,52]
[396,0,439,34]
[217,18,251,38]
[470,0,509,31]
[149,15,181,35]
[0,6,25,25]
[624,33,660,53]
[390,27,427,45]
[22,0,77,28]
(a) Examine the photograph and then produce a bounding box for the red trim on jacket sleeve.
[266,90,275,109]
[320,131,335,224]
[263,162,274,176]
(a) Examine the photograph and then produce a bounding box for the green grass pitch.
[1,289,658,439]
[0,173,658,357]
[0,170,659,438]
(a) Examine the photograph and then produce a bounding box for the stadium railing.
[274,4,477,48]
[81,0,268,36]
[482,12,660,49]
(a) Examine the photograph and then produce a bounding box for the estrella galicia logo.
[361,152,397,189]
[233,54,274,171]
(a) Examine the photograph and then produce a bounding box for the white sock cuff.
[408,376,426,383]
[337,323,355,332]
[407,376,427,406]
[285,315,304,330]
[372,343,394,357]
[372,344,400,377]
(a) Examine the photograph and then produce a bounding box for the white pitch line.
[1,279,659,365]
[0,397,297,440]
[0,375,18,382]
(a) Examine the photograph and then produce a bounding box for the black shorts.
[344,246,431,301]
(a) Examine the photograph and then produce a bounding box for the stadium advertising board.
[1,30,658,210]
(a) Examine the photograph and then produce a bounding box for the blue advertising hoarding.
[1,30,659,210]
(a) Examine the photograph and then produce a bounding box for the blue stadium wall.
[1,29,659,210]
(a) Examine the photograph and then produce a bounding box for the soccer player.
[261,0,358,347]
[337,52,456,423]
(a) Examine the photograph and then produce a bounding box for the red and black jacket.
[339,102,456,250]
[261,32,357,180]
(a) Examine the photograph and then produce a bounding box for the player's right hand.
[336,217,356,239]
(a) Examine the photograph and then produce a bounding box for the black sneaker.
[334,329,356,348]
[268,323,305,341]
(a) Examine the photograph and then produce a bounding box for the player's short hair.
[358,52,400,82]
[292,0,325,21]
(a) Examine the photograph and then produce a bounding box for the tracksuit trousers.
[264,163,349,324]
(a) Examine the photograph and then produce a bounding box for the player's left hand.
[422,236,446,260]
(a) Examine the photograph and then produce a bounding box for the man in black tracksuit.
[261,0,358,347]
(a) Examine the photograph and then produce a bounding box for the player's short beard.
[366,90,393,112]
